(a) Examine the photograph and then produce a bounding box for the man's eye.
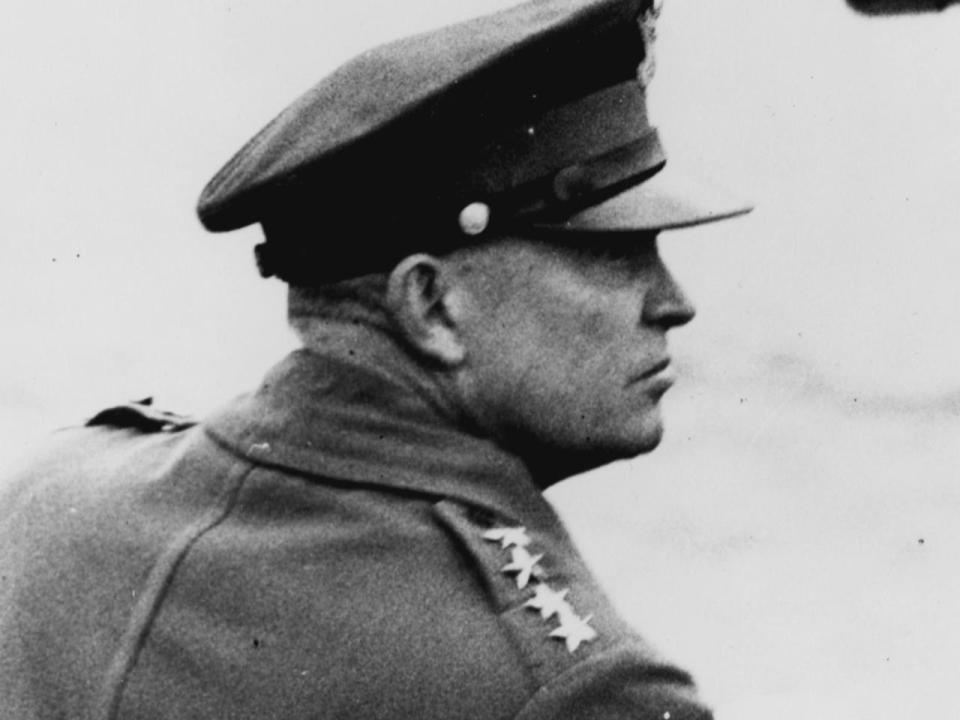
[594,245,638,261]
[585,242,655,267]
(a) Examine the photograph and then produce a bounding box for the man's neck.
[296,319,472,432]
[296,319,598,490]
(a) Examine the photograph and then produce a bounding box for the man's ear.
[386,254,467,366]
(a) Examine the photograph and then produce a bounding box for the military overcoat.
[0,330,712,719]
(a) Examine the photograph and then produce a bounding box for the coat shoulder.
[85,397,197,433]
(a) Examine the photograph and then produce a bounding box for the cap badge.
[637,0,663,87]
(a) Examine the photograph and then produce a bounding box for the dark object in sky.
[847,0,959,13]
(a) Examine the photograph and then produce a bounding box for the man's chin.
[573,411,666,463]
[615,417,665,458]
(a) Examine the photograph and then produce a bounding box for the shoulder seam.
[95,457,256,720]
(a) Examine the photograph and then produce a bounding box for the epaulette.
[85,397,197,433]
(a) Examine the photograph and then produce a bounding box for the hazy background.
[2,1,959,717]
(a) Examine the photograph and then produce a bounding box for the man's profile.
[0,0,750,717]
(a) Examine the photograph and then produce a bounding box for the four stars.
[484,525,598,654]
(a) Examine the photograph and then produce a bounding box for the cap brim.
[529,162,754,233]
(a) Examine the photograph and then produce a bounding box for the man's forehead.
[522,229,659,249]
[468,230,660,261]
[445,231,660,286]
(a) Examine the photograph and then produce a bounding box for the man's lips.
[636,357,671,382]
[624,358,674,389]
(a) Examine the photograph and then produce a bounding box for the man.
[0,0,750,717]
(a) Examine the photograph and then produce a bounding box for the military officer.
[0,0,751,717]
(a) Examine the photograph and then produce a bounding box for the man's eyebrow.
[526,230,658,244]
[555,236,659,260]
[521,230,658,253]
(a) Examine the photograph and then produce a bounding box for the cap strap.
[464,128,665,236]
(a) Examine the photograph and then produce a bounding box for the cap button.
[458,202,491,236]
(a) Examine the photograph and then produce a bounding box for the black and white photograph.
[2,0,959,717]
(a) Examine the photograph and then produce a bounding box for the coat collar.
[203,328,555,525]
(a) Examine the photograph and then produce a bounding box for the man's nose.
[642,262,696,329]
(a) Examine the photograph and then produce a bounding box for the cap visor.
[530,162,754,233]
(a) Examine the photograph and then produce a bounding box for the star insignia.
[501,547,544,590]
[483,526,532,550]
[523,583,571,621]
[549,609,598,653]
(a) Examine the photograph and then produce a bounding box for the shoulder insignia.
[484,525,598,654]
[86,397,197,433]
[433,501,608,688]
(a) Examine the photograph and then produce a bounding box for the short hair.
[286,273,396,340]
